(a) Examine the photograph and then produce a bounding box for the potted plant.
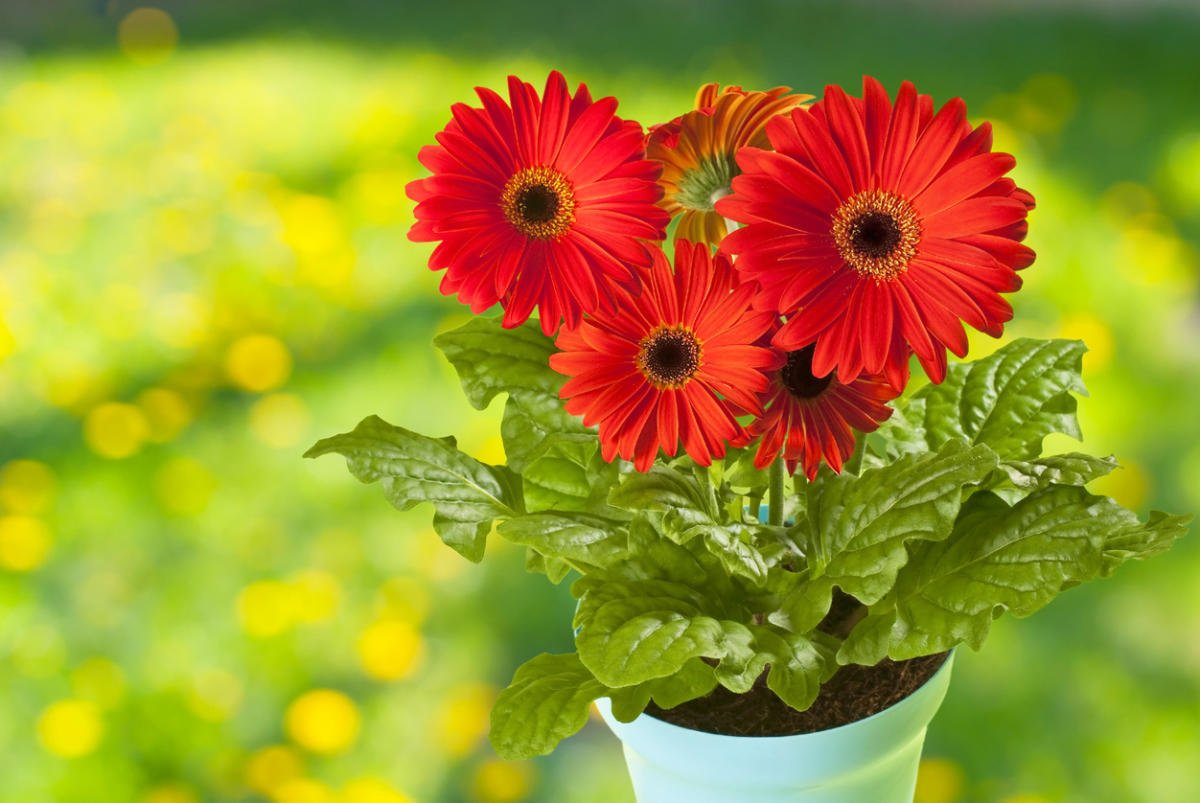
[306,72,1190,802]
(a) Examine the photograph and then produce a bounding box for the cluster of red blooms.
[407,72,1035,479]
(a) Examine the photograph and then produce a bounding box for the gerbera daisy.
[750,345,899,480]
[407,71,670,335]
[647,83,811,247]
[717,76,1036,388]
[549,240,779,471]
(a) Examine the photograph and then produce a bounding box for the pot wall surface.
[595,653,954,803]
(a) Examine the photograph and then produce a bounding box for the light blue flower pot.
[595,653,954,803]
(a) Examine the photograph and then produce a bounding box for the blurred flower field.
[1,2,1199,802]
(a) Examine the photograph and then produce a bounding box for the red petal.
[913,152,1017,217]
[897,97,967,197]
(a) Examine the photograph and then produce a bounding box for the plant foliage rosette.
[307,73,1190,759]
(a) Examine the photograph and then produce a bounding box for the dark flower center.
[781,346,832,399]
[850,211,902,258]
[500,165,576,240]
[516,184,560,223]
[638,326,702,389]
[831,189,921,281]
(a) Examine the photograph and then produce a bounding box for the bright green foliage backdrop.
[1,2,1198,802]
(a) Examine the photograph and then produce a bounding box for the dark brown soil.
[646,651,949,736]
[646,592,948,736]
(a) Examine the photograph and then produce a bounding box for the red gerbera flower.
[717,76,1036,388]
[407,71,670,335]
[549,240,779,471]
[750,345,899,480]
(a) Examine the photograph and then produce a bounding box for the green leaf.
[993,453,1118,492]
[878,338,1088,461]
[607,659,719,722]
[864,401,929,466]
[606,516,712,587]
[305,415,520,562]
[502,390,590,472]
[433,317,563,410]
[524,548,572,584]
[751,627,828,712]
[609,463,770,583]
[702,526,771,584]
[573,577,753,688]
[609,464,721,544]
[772,440,997,633]
[1099,510,1191,577]
[839,486,1134,665]
[498,512,628,569]
[521,432,626,516]
[489,653,607,759]
[434,316,594,472]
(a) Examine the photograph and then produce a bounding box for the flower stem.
[768,457,785,526]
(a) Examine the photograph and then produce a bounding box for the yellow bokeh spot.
[1001,796,1054,803]
[237,580,294,637]
[70,657,127,709]
[1,460,56,515]
[273,778,336,803]
[244,745,304,795]
[914,757,966,803]
[1056,313,1114,372]
[285,690,361,755]
[0,515,53,571]
[118,8,179,65]
[357,619,425,681]
[138,388,192,443]
[289,570,341,624]
[469,759,535,803]
[470,435,507,467]
[302,245,357,292]
[187,668,244,722]
[1089,460,1150,510]
[279,194,345,257]
[342,777,415,803]
[0,315,15,362]
[237,573,339,636]
[140,784,200,803]
[276,193,356,291]
[1116,220,1192,288]
[36,699,104,758]
[84,402,151,459]
[226,334,293,393]
[250,393,312,448]
[435,683,495,757]
[156,456,217,517]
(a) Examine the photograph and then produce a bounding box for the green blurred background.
[1,1,1198,801]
